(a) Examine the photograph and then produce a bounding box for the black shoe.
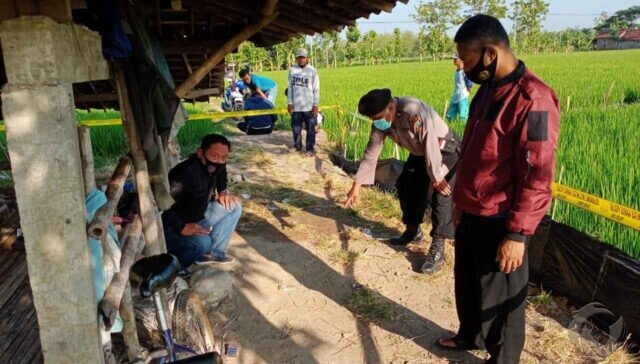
[389,228,424,246]
[421,238,445,274]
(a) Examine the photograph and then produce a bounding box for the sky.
[356,0,639,34]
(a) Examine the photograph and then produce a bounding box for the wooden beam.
[175,11,278,98]
[161,39,223,54]
[0,0,72,22]
[181,54,193,74]
[77,126,95,196]
[184,87,220,99]
[261,0,278,17]
[74,93,119,103]
[37,0,72,22]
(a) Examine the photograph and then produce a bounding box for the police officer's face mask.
[373,118,392,131]
[465,48,498,85]
[372,105,392,131]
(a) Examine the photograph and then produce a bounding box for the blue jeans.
[291,111,317,152]
[264,85,278,107]
[165,201,242,269]
[446,97,470,122]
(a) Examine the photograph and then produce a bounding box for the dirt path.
[204,130,588,364]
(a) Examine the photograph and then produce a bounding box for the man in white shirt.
[287,48,320,156]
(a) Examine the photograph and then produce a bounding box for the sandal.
[436,336,480,351]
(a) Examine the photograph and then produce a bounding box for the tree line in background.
[226,2,639,72]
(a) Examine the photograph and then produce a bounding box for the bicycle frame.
[152,292,199,363]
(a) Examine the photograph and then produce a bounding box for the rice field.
[260,49,640,258]
[0,50,638,258]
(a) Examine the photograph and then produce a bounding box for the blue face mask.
[373,118,392,131]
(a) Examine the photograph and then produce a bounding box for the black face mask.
[465,48,498,85]
[203,157,225,174]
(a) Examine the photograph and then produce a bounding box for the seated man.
[237,95,277,135]
[162,134,242,275]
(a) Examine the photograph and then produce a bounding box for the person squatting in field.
[344,88,461,275]
[287,48,321,156]
[240,69,278,107]
[162,134,243,277]
[437,15,560,364]
[446,56,473,122]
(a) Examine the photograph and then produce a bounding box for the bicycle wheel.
[172,289,217,358]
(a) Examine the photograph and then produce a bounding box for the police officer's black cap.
[358,89,392,117]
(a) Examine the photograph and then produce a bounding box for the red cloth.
[453,62,560,237]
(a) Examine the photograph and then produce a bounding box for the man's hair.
[454,14,510,48]
[200,133,231,151]
[239,68,250,78]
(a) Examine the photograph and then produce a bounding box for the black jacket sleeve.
[216,166,228,194]
[162,167,191,232]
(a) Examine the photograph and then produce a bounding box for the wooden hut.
[0,0,407,363]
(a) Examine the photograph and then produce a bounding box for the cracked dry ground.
[202,130,595,364]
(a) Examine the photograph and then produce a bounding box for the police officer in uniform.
[436,15,560,364]
[344,89,459,275]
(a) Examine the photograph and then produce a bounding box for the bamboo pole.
[77,126,96,196]
[114,62,165,255]
[175,12,278,98]
[120,281,144,362]
[99,215,143,330]
[88,156,133,239]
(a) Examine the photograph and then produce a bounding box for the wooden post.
[99,215,142,329]
[78,125,96,196]
[114,62,165,255]
[175,12,278,98]
[88,156,133,239]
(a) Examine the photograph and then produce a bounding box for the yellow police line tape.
[1,105,638,231]
[0,105,343,130]
[551,183,640,231]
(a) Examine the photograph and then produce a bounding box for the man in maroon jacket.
[436,15,560,364]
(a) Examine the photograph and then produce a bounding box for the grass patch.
[331,249,360,266]
[597,344,640,364]
[345,286,395,323]
[528,289,554,314]
[228,144,273,166]
[623,88,640,105]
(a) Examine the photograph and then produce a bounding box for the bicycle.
[130,254,222,363]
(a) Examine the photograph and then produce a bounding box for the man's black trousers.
[454,213,529,364]
[396,152,458,239]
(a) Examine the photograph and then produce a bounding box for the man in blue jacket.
[240,69,278,106]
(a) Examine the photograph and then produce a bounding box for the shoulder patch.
[527,111,548,141]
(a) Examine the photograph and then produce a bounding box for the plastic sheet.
[531,220,640,344]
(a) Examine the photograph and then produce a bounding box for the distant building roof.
[595,29,640,41]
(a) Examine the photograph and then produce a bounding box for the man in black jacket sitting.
[162,134,242,274]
